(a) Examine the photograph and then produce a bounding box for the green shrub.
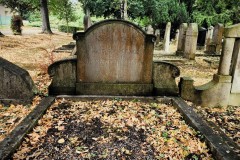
[58,25,83,33]
[11,15,23,35]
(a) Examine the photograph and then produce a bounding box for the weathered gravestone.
[206,23,224,54]
[205,26,214,53]
[183,23,198,60]
[176,23,188,55]
[179,23,240,107]
[163,22,171,53]
[0,57,36,105]
[48,20,180,96]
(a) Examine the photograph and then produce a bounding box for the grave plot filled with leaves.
[13,99,213,159]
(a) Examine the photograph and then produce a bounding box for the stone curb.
[171,97,240,160]
[0,97,55,160]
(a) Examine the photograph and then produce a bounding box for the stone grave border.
[0,96,239,160]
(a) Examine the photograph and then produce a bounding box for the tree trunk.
[120,0,128,20]
[40,0,53,34]
[124,0,128,20]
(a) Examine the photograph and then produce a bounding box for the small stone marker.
[176,23,188,55]
[184,23,198,60]
[163,22,171,53]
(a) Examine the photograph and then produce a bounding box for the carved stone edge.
[0,97,55,160]
[171,97,240,160]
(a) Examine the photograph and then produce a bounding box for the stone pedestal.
[179,74,232,107]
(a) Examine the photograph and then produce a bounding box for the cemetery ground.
[0,27,239,159]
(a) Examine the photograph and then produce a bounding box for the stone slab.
[76,83,153,96]
[171,97,240,160]
[0,97,55,160]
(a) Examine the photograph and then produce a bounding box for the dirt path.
[0,26,72,79]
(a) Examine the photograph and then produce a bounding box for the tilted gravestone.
[163,22,171,53]
[49,20,180,96]
[0,57,36,105]
[176,23,188,55]
[183,23,198,60]
[180,23,240,107]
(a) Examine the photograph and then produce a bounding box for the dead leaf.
[58,138,65,144]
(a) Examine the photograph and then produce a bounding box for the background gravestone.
[176,23,188,55]
[205,26,214,53]
[0,57,36,105]
[212,23,224,54]
[184,23,198,60]
[163,22,171,53]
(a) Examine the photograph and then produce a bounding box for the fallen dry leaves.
[0,29,72,142]
[187,101,240,146]
[13,99,213,159]
[0,96,42,141]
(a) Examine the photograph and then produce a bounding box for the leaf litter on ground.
[13,98,213,159]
